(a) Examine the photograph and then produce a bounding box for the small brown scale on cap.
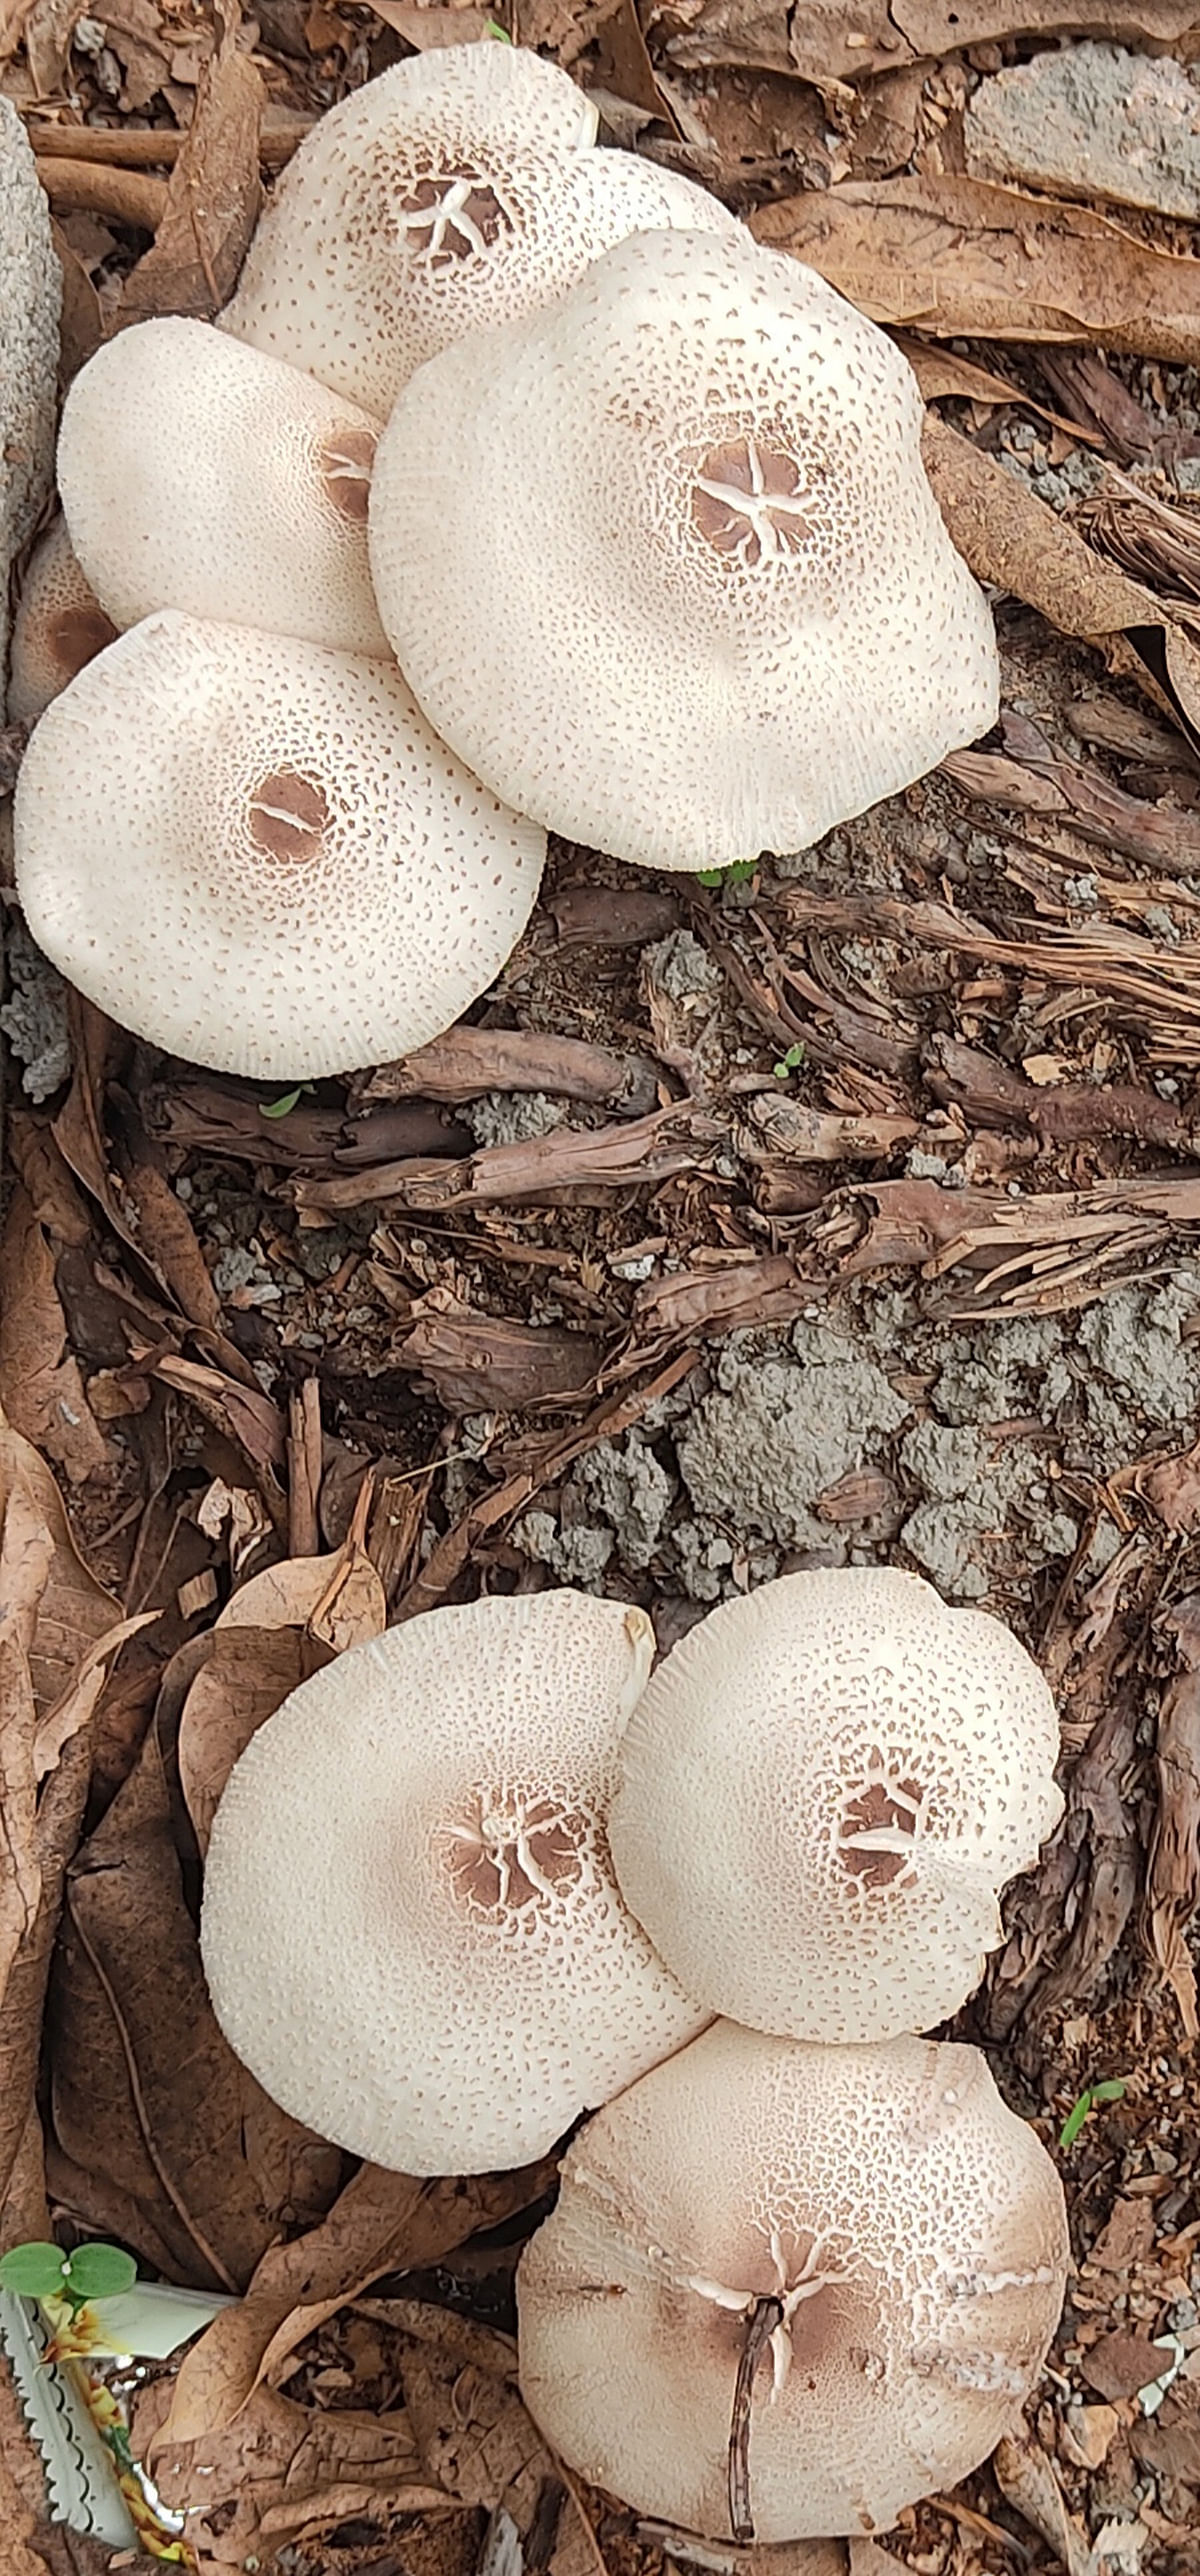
[395,166,513,265]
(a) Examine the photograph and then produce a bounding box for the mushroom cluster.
[200,1565,1068,2545]
[10,36,999,1078]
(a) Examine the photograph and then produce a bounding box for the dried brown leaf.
[660,0,1199,82]
[753,175,1200,365]
[399,1296,602,1414]
[362,1025,656,1113]
[52,1718,340,2289]
[992,2431,1091,2576]
[294,1104,727,1216]
[158,2158,558,2451]
[1142,1594,1200,2040]
[117,4,262,323]
[134,2375,446,2569]
[0,1186,108,1484]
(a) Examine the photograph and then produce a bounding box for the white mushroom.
[57,319,388,657]
[608,1568,1062,2043]
[219,42,739,417]
[13,610,544,1080]
[9,514,116,724]
[369,227,999,872]
[517,2021,1069,2541]
[199,1591,708,2175]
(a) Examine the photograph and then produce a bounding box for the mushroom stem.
[727,2293,783,2544]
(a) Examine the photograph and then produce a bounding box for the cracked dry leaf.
[133,2374,448,2570]
[52,1714,342,2291]
[118,3,262,323]
[157,2158,558,2452]
[0,1417,123,2239]
[920,418,1200,752]
[381,2301,597,2576]
[659,0,1200,84]
[1143,1593,1200,2041]
[0,1185,107,1486]
[179,1516,386,1853]
[753,177,1200,366]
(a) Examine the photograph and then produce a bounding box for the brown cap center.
[838,1774,925,1891]
[439,1791,587,1919]
[691,434,813,569]
[247,767,330,864]
[49,603,118,684]
[319,424,378,523]
[397,166,511,268]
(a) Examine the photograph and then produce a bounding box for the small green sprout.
[773,1042,807,1079]
[484,17,512,36]
[695,858,757,890]
[1059,2077,1126,2151]
[0,2240,137,2312]
[259,1084,309,1121]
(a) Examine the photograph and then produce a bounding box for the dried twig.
[286,1379,322,1560]
[35,158,168,228]
[727,2296,782,2545]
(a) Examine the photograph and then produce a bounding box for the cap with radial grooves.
[517,2022,1069,2540]
[218,43,739,416]
[199,1591,709,2175]
[57,318,388,658]
[13,611,545,1081]
[369,226,999,872]
[608,1567,1063,2043]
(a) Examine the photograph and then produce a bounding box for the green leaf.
[484,16,512,34]
[1091,2078,1127,2106]
[259,1086,304,1121]
[772,1043,806,1079]
[63,2244,138,2301]
[695,858,756,890]
[0,2243,70,2298]
[695,867,724,889]
[1058,2090,1092,2150]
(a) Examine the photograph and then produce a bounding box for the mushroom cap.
[13,610,545,1081]
[369,226,999,872]
[57,318,388,658]
[517,2021,1069,2541]
[8,514,116,724]
[219,44,737,416]
[200,1591,708,2175]
[608,1568,1063,2042]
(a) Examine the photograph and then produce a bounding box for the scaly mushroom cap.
[14,610,544,1081]
[517,2022,1069,2541]
[8,514,115,724]
[369,227,999,872]
[608,1568,1063,2042]
[219,44,738,416]
[57,318,387,657]
[200,1592,709,2175]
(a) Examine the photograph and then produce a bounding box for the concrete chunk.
[965,41,1200,223]
[0,98,60,715]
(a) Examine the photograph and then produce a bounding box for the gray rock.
[466,1089,568,1147]
[677,1327,909,1549]
[900,1499,990,1599]
[642,927,721,1000]
[1,99,59,713]
[0,913,70,1100]
[966,43,1200,223]
[577,1433,673,1572]
[1078,1277,1200,1428]
[515,1509,613,1589]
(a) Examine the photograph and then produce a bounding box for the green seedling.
[259,1083,313,1121]
[773,1043,807,1079]
[695,858,757,890]
[0,2240,137,2313]
[1059,2077,1126,2151]
[484,17,512,35]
